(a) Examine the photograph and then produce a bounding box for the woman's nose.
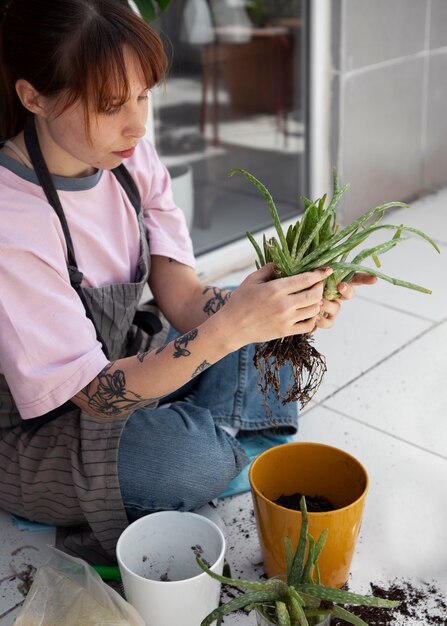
[124,109,147,139]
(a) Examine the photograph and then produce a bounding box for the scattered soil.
[275,492,335,512]
[332,579,447,625]
[254,334,327,410]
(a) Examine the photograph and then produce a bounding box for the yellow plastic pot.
[249,441,368,588]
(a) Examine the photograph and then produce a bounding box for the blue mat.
[218,433,293,499]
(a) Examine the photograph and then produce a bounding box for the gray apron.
[0,116,167,561]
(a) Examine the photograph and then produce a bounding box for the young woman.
[0,0,375,560]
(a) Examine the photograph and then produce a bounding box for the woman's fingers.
[315,297,341,329]
[281,266,332,294]
[350,272,378,286]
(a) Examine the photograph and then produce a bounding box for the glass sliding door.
[153,0,309,256]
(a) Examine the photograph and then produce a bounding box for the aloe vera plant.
[229,167,440,408]
[198,496,399,626]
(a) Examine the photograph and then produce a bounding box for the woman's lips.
[113,147,135,158]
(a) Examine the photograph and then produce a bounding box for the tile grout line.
[356,293,440,323]
[313,402,447,462]
[316,317,446,405]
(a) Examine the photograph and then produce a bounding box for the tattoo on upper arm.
[202,286,231,315]
[80,364,159,416]
[173,328,198,358]
[191,360,211,378]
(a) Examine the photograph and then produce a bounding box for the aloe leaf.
[297,221,427,273]
[328,261,432,294]
[299,592,321,608]
[294,202,409,270]
[322,168,350,219]
[313,528,328,566]
[295,205,336,265]
[394,224,440,252]
[286,589,309,626]
[284,536,294,579]
[196,557,287,593]
[288,496,308,587]
[200,590,283,626]
[286,224,296,252]
[331,605,370,626]
[264,235,273,263]
[292,600,310,626]
[301,534,315,584]
[289,586,305,606]
[317,194,328,217]
[319,211,337,247]
[276,600,292,626]
[351,238,408,265]
[229,168,291,262]
[297,584,400,608]
[291,214,306,259]
[269,237,294,276]
[296,228,373,271]
[246,231,265,267]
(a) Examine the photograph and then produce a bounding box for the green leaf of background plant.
[132,0,157,21]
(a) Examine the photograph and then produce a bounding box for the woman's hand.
[220,263,333,348]
[316,272,377,329]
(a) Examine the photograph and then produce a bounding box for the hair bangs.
[54,8,167,138]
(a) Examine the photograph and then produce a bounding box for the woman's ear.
[15,79,46,116]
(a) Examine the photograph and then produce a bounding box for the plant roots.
[254,334,327,410]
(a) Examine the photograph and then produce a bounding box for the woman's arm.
[71,263,331,418]
[148,255,233,333]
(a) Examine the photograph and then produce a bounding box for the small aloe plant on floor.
[197,496,399,626]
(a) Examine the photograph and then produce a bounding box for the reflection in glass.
[154,0,308,256]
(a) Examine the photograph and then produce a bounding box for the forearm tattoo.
[191,360,211,378]
[202,286,231,316]
[173,328,198,357]
[81,364,159,416]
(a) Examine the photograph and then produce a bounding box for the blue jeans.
[117,338,298,519]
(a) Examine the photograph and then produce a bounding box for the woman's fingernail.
[339,283,347,293]
[320,299,324,306]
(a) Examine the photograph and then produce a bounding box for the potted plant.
[123,0,171,22]
[248,442,369,589]
[197,496,399,626]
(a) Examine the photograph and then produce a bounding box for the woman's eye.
[138,94,149,103]
[103,106,122,116]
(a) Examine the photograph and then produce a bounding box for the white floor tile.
[313,296,431,402]
[353,209,447,322]
[323,321,447,458]
[295,404,447,592]
[399,187,447,244]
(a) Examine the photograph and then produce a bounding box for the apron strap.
[112,163,141,214]
[24,116,80,278]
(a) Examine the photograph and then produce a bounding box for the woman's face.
[35,50,149,177]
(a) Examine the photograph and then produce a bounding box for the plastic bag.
[14,547,144,626]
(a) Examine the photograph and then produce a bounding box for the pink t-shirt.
[0,139,195,419]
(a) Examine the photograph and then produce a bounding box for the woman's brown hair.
[0,0,168,140]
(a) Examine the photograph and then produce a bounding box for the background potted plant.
[123,0,171,21]
[197,496,399,626]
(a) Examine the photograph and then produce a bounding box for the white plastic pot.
[116,511,226,626]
